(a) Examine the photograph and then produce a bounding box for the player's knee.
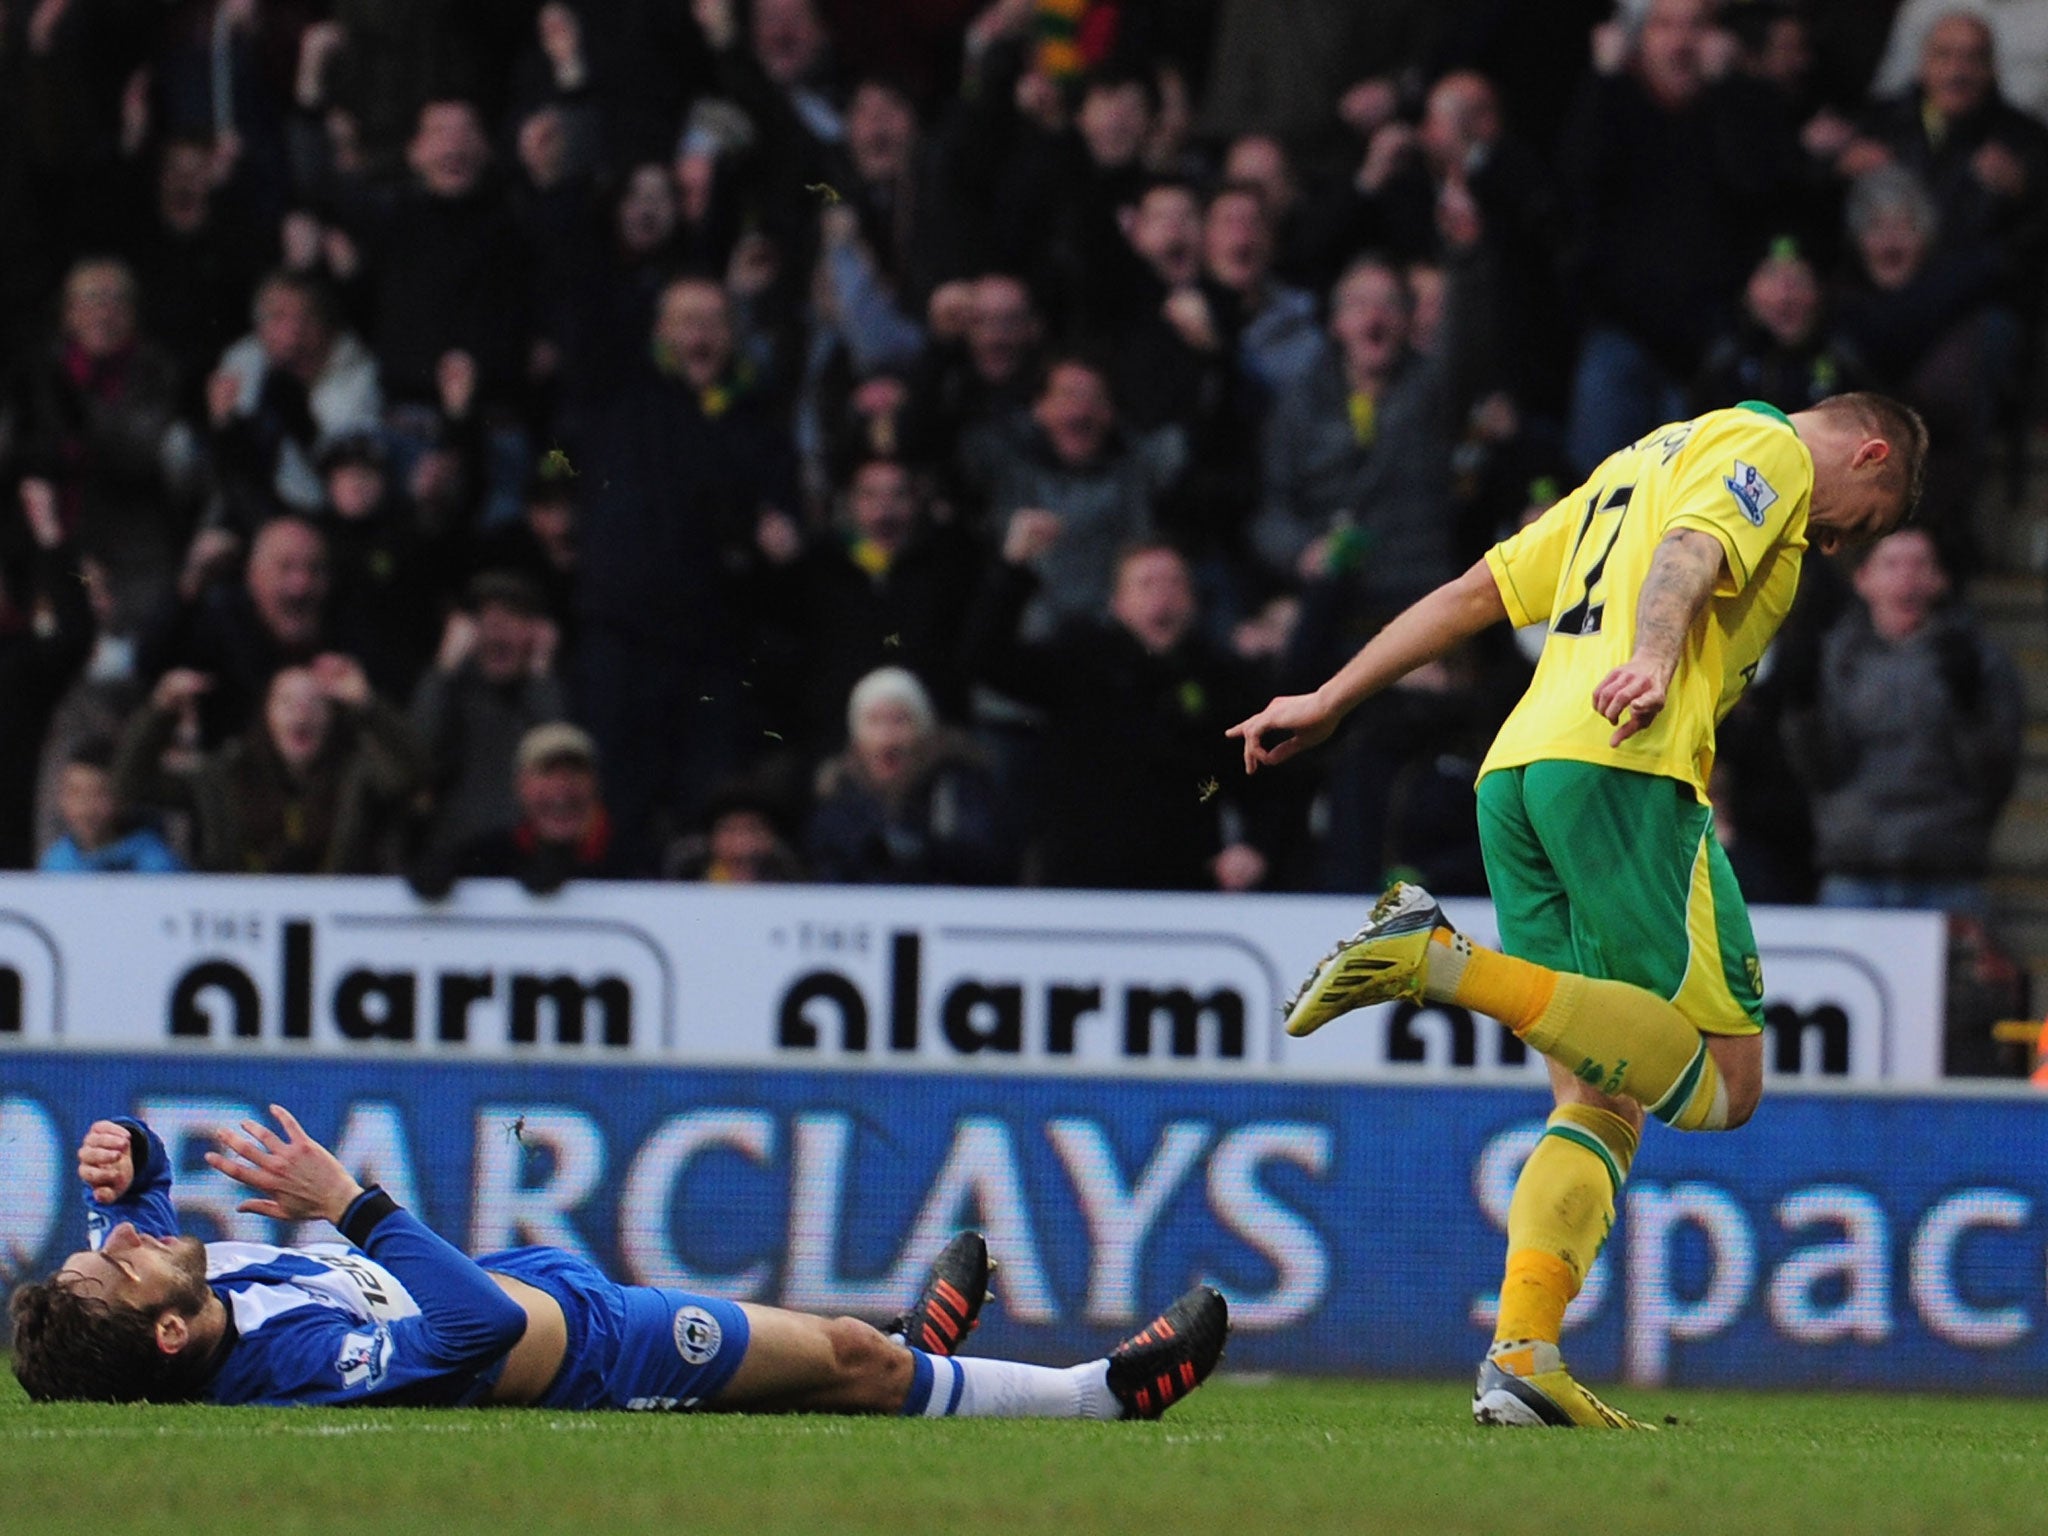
[1703,1033,1764,1130]
[1722,1077,1761,1129]
[822,1316,906,1408]
[1553,1075,1645,1135]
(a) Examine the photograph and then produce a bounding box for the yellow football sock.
[1426,937,1729,1130]
[1494,1104,1639,1346]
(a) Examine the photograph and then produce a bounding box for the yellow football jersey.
[1480,404,1813,798]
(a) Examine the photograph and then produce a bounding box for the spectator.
[905,272,1045,471]
[1845,11,2048,290]
[468,461,579,640]
[296,9,454,181]
[0,257,197,631]
[208,272,382,528]
[1872,1,2048,126]
[1835,167,2006,385]
[664,779,805,882]
[316,432,446,694]
[1276,528,1528,894]
[410,572,568,858]
[564,274,798,848]
[121,138,272,396]
[545,161,686,395]
[507,5,605,180]
[1559,0,1802,468]
[1220,134,1313,286]
[0,481,94,868]
[959,355,1183,638]
[841,76,952,307]
[1694,239,1868,412]
[1298,69,1564,413]
[342,98,534,524]
[38,737,183,874]
[452,722,642,892]
[1202,183,1322,400]
[808,667,1013,885]
[1254,231,1486,611]
[1105,180,1255,564]
[1833,165,2010,551]
[1729,1,1826,116]
[806,663,1015,884]
[114,655,423,875]
[964,528,1284,891]
[145,514,365,745]
[994,65,1162,334]
[25,548,150,866]
[1780,526,2023,916]
[753,456,981,752]
[693,0,844,260]
[1373,650,1510,898]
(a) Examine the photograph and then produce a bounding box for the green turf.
[5,1365,2048,1536]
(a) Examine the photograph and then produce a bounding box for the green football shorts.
[1475,760,1764,1036]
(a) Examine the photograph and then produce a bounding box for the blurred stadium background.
[6,0,2048,1430]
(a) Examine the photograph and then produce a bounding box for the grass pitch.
[5,1367,2046,1536]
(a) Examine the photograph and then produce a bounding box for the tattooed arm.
[1592,528,1725,746]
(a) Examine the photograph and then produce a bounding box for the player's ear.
[155,1309,192,1357]
[1851,437,1891,472]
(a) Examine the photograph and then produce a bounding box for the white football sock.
[916,1356,1118,1419]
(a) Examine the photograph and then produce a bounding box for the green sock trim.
[1649,1039,1709,1126]
[1543,1123,1623,1195]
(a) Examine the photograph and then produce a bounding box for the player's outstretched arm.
[1593,528,1724,746]
[207,1105,532,1399]
[206,1104,365,1224]
[1230,558,1507,774]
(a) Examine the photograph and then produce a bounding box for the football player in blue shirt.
[11,1105,1225,1421]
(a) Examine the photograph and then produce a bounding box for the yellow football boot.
[1472,1340,1657,1430]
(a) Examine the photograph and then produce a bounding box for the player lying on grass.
[10,1106,1226,1419]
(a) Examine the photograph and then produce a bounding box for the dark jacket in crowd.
[1693,316,1869,415]
[1857,84,2048,295]
[350,180,534,405]
[114,694,425,874]
[958,415,1184,639]
[0,537,92,867]
[1780,605,2023,882]
[1831,245,2005,387]
[754,521,983,752]
[120,177,273,396]
[453,810,644,893]
[568,362,796,658]
[1559,69,1801,373]
[141,583,378,747]
[0,336,193,584]
[322,501,452,695]
[409,664,569,855]
[963,562,1281,891]
[1297,135,1568,407]
[806,733,1014,886]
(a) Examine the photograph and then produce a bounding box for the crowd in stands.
[0,0,2040,914]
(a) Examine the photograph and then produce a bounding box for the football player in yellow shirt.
[1229,393,1926,1428]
